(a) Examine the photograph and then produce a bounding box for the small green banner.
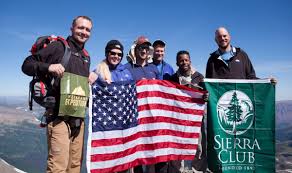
[203,79,275,173]
[59,72,89,118]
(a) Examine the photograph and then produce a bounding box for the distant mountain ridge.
[0,96,27,107]
[276,100,292,128]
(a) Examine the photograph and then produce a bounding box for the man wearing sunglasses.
[125,36,159,173]
[125,36,159,81]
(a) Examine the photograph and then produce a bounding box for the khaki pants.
[46,118,84,173]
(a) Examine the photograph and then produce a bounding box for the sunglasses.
[109,51,122,57]
[138,45,150,51]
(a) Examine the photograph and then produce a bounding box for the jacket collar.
[109,63,125,71]
[215,46,236,56]
[215,46,236,66]
[67,36,84,51]
[153,60,166,66]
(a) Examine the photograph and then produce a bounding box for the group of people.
[22,15,275,173]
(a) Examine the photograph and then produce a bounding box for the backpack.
[28,35,71,110]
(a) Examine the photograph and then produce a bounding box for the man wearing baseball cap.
[152,39,174,80]
[125,36,159,81]
[125,36,159,173]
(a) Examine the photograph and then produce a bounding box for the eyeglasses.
[109,51,122,57]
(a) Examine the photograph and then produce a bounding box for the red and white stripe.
[87,80,206,173]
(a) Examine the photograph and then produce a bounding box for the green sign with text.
[59,72,89,118]
[203,79,275,173]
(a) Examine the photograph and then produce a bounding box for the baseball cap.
[153,39,166,47]
[135,36,151,46]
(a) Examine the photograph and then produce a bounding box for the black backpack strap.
[57,37,71,68]
[29,78,33,110]
[51,38,71,88]
[61,45,71,68]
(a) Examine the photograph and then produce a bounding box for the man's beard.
[219,41,230,50]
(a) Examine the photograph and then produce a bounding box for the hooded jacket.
[125,42,158,81]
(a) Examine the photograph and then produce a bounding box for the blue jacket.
[124,62,159,81]
[96,63,133,83]
[152,60,174,80]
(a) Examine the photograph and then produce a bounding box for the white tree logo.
[217,90,254,135]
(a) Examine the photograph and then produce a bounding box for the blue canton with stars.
[92,80,138,132]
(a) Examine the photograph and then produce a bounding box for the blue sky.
[0,0,291,100]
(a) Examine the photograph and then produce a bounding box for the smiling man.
[22,16,93,173]
[163,50,207,173]
[125,36,159,81]
[170,50,204,85]
[206,27,257,79]
[151,40,174,80]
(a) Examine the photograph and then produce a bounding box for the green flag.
[203,79,275,173]
[59,72,89,118]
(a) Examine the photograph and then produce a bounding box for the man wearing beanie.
[88,40,132,84]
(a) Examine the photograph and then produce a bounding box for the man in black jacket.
[170,50,204,86]
[205,27,276,173]
[22,16,92,173]
[206,27,257,79]
[155,50,206,173]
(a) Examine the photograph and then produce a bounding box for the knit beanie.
[105,40,124,57]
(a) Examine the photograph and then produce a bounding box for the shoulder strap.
[57,36,71,69]
[82,48,90,57]
[60,44,71,68]
[50,37,72,87]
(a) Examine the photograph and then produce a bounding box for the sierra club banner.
[203,79,275,173]
[59,72,89,118]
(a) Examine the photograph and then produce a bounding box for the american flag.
[87,79,206,173]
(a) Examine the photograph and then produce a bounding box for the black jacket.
[169,71,204,85]
[205,47,257,79]
[22,36,90,114]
